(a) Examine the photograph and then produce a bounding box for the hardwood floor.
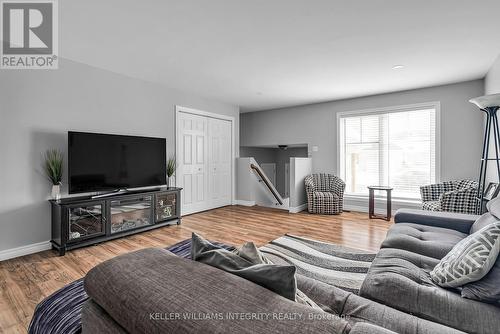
[0,205,392,333]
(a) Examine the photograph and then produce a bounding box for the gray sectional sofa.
[361,209,500,334]
[82,208,500,333]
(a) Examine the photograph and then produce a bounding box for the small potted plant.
[43,149,63,200]
[166,156,176,188]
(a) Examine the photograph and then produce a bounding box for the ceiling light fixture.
[392,65,405,70]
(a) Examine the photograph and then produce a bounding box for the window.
[338,103,438,199]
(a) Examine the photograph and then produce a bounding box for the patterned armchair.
[420,180,478,214]
[305,174,345,214]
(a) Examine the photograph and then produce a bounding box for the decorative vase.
[51,184,61,201]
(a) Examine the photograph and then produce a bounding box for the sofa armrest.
[394,209,479,234]
[330,178,346,197]
[84,248,349,334]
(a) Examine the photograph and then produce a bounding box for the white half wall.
[0,59,239,257]
[290,157,312,208]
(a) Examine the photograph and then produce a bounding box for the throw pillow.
[470,212,498,234]
[191,233,297,301]
[191,233,322,309]
[462,256,500,303]
[430,221,500,287]
[487,196,500,219]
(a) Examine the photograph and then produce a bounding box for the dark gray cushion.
[84,248,350,334]
[394,209,479,233]
[191,233,297,301]
[359,248,500,334]
[487,196,500,219]
[462,255,500,303]
[381,223,467,259]
[470,212,498,234]
[469,198,500,233]
[296,274,464,334]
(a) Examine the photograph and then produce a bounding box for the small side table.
[368,186,393,221]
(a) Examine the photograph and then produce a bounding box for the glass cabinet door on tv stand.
[67,202,106,242]
[109,195,154,234]
[156,192,178,222]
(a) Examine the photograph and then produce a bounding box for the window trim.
[336,101,441,200]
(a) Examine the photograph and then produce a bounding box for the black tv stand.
[50,187,181,256]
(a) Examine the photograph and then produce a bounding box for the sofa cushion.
[431,221,500,287]
[381,223,467,259]
[297,274,465,334]
[84,248,350,334]
[359,248,500,334]
[313,191,339,202]
[349,323,398,334]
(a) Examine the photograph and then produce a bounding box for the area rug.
[261,234,376,293]
[28,236,375,334]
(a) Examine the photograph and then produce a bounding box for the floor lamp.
[470,93,500,214]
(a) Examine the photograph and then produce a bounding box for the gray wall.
[240,147,278,165]
[486,55,500,95]
[241,80,484,182]
[0,59,239,253]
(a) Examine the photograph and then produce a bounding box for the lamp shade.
[469,93,500,109]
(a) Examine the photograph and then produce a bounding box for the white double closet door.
[177,112,232,215]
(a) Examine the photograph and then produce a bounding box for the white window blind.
[339,105,437,199]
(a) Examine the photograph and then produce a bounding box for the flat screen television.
[68,131,166,194]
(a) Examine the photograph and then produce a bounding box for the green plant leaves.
[166,156,176,177]
[44,149,63,185]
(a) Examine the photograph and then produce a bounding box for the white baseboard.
[289,203,307,213]
[0,241,52,262]
[234,200,256,207]
[343,204,398,215]
[344,197,421,215]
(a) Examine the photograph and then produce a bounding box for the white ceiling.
[59,1,500,112]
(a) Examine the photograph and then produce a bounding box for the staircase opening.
[238,144,310,212]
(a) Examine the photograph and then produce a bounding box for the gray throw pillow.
[462,256,500,304]
[487,196,500,219]
[191,233,297,301]
[430,221,500,287]
[470,212,498,234]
